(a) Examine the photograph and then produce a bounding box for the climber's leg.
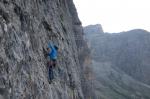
[49,65,54,83]
[52,59,56,67]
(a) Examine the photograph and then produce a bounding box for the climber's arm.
[48,43,55,51]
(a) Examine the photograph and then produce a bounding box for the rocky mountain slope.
[84,25,150,99]
[0,0,91,99]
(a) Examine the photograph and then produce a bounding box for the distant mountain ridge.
[84,25,150,99]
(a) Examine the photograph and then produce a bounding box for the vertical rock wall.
[0,0,90,99]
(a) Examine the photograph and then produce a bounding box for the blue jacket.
[48,43,57,60]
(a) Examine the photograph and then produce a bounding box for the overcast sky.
[73,0,150,33]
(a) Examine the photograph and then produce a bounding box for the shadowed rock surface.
[84,25,150,99]
[0,0,91,99]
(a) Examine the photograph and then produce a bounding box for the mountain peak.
[84,24,104,35]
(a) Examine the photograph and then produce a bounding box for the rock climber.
[47,42,59,83]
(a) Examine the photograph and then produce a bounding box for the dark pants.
[48,59,56,81]
[49,66,54,81]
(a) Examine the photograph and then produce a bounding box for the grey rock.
[0,0,90,99]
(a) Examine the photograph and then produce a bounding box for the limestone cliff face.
[0,0,90,99]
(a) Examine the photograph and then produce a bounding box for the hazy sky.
[73,0,150,33]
